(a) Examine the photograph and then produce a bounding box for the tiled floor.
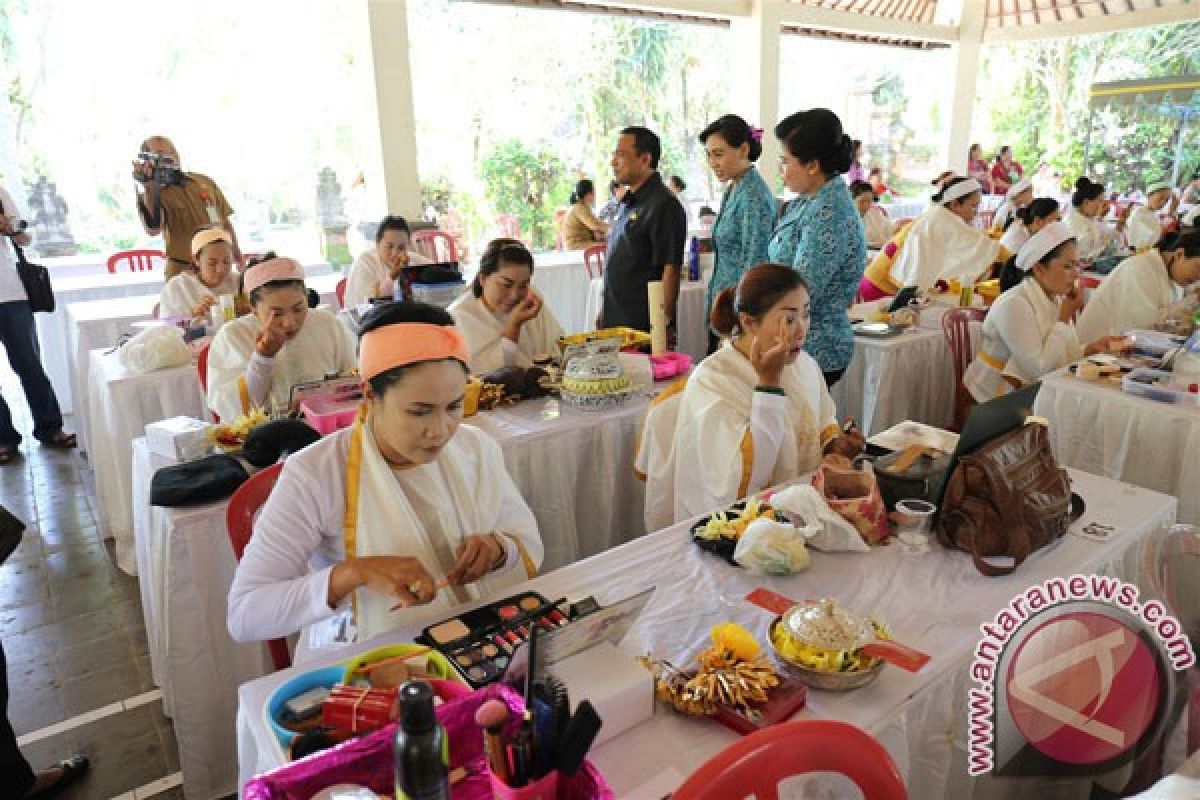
[0,370,190,798]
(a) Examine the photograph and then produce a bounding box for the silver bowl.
[767,618,885,692]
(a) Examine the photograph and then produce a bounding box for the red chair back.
[553,208,568,251]
[335,277,347,309]
[583,244,606,280]
[226,462,290,671]
[196,342,218,423]
[107,249,165,273]
[672,719,907,800]
[942,307,987,432]
[496,213,521,240]
[412,230,459,263]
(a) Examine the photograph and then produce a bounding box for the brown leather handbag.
[936,421,1072,576]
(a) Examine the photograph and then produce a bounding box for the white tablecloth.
[466,392,653,572]
[89,350,206,574]
[68,295,160,450]
[1034,369,1200,526]
[529,250,591,334]
[235,469,1178,798]
[131,439,272,800]
[833,327,957,435]
[584,279,708,363]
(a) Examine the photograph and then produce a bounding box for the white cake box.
[145,416,212,462]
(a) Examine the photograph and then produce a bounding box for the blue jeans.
[0,301,63,447]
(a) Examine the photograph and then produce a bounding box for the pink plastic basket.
[245,684,612,800]
[649,352,693,382]
[301,396,360,436]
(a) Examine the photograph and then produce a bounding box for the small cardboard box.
[145,416,212,462]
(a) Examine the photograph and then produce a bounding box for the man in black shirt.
[601,127,687,333]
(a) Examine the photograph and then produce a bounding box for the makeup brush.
[474,699,511,785]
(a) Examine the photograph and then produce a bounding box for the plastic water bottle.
[687,236,699,282]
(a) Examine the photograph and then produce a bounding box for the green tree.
[479,139,570,250]
[981,21,1200,186]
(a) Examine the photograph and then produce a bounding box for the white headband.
[1016,221,1075,272]
[939,178,982,205]
[1146,180,1172,195]
[1007,178,1033,199]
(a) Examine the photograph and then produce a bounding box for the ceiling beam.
[775,0,960,39]
[984,0,1199,40]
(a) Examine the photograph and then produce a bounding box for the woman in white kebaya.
[965,223,1128,403]
[1077,230,1200,343]
[227,301,543,653]
[157,227,239,320]
[206,254,354,421]
[448,239,563,373]
[344,215,433,307]
[669,263,862,520]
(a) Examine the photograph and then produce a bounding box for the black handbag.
[12,239,54,313]
[0,195,54,313]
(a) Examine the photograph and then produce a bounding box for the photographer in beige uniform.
[132,135,243,278]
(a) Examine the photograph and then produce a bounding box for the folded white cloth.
[769,484,870,553]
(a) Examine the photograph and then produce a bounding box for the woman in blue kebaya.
[700,114,777,352]
[767,108,867,387]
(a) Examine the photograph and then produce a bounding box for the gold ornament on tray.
[640,622,780,717]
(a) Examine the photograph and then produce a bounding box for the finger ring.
[410,580,424,594]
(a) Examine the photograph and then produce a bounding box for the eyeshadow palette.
[418,591,571,688]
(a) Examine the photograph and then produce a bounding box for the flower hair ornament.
[750,126,764,144]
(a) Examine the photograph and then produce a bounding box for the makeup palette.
[419,591,571,688]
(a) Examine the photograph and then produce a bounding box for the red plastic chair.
[553,208,568,251]
[942,307,987,432]
[412,230,459,263]
[107,249,165,273]
[673,719,907,800]
[583,244,606,280]
[226,462,290,671]
[496,213,521,240]
[335,277,347,309]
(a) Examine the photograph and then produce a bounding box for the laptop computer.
[929,381,1043,510]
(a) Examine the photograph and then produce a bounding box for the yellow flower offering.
[711,622,760,662]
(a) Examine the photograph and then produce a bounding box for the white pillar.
[730,0,783,192]
[363,0,422,219]
[945,0,985,174]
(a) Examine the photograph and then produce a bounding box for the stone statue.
[316,168,350,268]
[27,176,78,257]
[316,167,348,231]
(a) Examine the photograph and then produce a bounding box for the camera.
[135,151,184,187]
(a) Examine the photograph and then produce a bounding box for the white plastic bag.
[769,484,870,553]
[733,517,810,575]
[117,324,192,373]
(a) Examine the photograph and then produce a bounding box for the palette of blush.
[417,591,571,688]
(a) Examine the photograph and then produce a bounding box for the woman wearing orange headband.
[158,226,240,320]
[228,302,543,650]
[206,253,355,421]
